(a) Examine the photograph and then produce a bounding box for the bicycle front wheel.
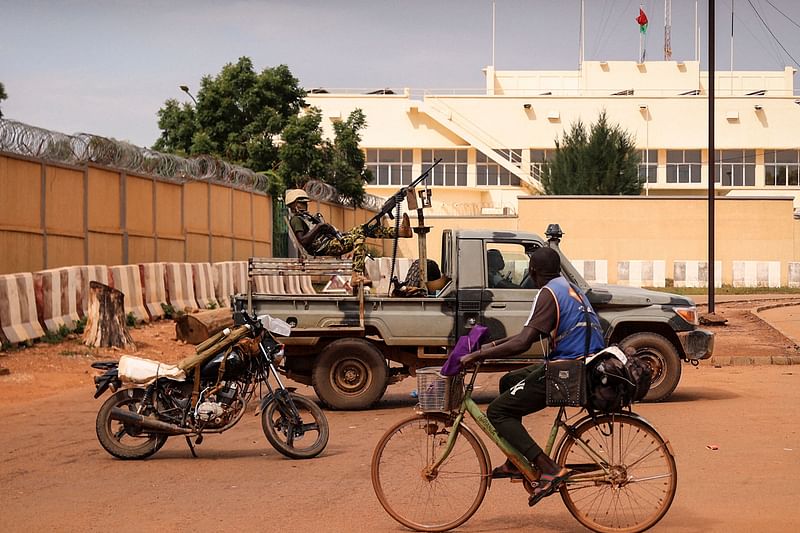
[556,413,677,533]
[371,413,489,532]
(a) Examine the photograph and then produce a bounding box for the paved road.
[1,365,799,532]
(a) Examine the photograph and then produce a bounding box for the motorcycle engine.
[195,382,241,427]
[196,401,225,423]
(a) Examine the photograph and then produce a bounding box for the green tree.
[153,57,305,179]
[154,58,371,205]
[326,109,373,206]
[0,82,7,118]
[277,107,327,192]
[542,110,641,195]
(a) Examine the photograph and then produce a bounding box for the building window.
[715,150,755,186]
[422,149,467,186]
[638,149,657,183]
[366,149,412,186]
[476,150,521,186]
[666,150,701,184]
[530,149,552,181]
[765,149,800,187]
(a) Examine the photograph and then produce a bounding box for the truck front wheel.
[619,332,681,402]
[313,339,389,410]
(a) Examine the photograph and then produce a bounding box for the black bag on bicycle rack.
[545,358,586,407]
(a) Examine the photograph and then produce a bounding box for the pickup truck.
[234,224,713,410]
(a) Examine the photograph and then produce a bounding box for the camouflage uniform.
[290,215,396,274]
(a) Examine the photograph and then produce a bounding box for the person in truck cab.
[285,189,412,287]
[487,249,517,289]
[461,246,605,506]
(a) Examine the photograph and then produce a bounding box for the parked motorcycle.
[91,312,329,460]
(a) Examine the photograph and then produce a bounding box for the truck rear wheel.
[619,332,681,402]
[313,339,389,410]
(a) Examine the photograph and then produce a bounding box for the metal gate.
[272,197,288,258]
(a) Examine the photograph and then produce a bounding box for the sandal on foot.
[491,461,523,480]
[528,469,569,507]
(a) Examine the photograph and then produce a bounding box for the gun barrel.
[366,158,442,226]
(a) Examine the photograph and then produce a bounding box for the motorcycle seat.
[118,355,186,384]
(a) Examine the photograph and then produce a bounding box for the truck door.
[480,241,547,357]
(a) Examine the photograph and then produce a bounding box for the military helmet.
[285,189,310,206]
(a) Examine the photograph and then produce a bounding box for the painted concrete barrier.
[252,275,285,294]
[164,263,199,312]
[139,263,167,319]
[213,261,247,307]
[616,260,666,288]
[77,265,110,317]
[299,276,316,294]
[673,260,723,288]
[733,261,780,288]
[0,272,46,343]
[33,266,81,332]
[282,275,317,295]
[789,263,800,288]
[192,263,218,309]
[572,260,609,284]
[109,264,149,322]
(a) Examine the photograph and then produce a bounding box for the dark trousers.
[486,363,547,461]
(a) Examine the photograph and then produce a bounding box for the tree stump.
[82,281,136,349]
[175,308,234,345]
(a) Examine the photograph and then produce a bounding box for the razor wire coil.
[0,118,382,208]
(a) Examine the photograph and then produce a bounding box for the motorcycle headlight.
[675,306,699,326]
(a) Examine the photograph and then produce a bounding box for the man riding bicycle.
[461,246,605,506]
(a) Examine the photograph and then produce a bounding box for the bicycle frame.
[427,364,616,486]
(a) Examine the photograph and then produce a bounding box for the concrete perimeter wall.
[396,195,800,286]
[0,152,390,275]
[0,152,272,275]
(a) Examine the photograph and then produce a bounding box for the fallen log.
[175,308,234,345]
[82,281,136,349]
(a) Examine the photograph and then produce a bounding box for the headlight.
[675,306,699,326]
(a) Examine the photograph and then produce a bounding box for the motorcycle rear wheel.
[262,392,329,459]
[96,388,168,460]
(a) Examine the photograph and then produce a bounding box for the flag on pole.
[636,7,648,63]
[636,7,649,33]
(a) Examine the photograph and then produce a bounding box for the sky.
[1,0,799,148]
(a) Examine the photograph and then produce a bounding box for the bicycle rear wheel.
[371,413,489,532]
[556,413,677,533]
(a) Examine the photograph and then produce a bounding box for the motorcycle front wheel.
[262,392,329,459]
[96,388,168,460]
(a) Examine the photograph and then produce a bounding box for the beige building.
[307,60,800,215]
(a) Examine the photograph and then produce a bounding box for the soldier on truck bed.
[285,189,412,288]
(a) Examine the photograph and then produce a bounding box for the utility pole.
[708,0,716,313]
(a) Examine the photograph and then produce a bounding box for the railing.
[422,98,540,190]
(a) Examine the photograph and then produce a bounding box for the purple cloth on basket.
[440,325,490,376]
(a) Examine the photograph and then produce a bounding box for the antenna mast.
[664,0,672,60]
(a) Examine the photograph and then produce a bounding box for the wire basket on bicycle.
[416,367,464,413]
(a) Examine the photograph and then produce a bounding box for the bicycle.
[371,363,677,532]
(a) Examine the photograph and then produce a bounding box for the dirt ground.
[1,297,798,405]
[1,298,799,532]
